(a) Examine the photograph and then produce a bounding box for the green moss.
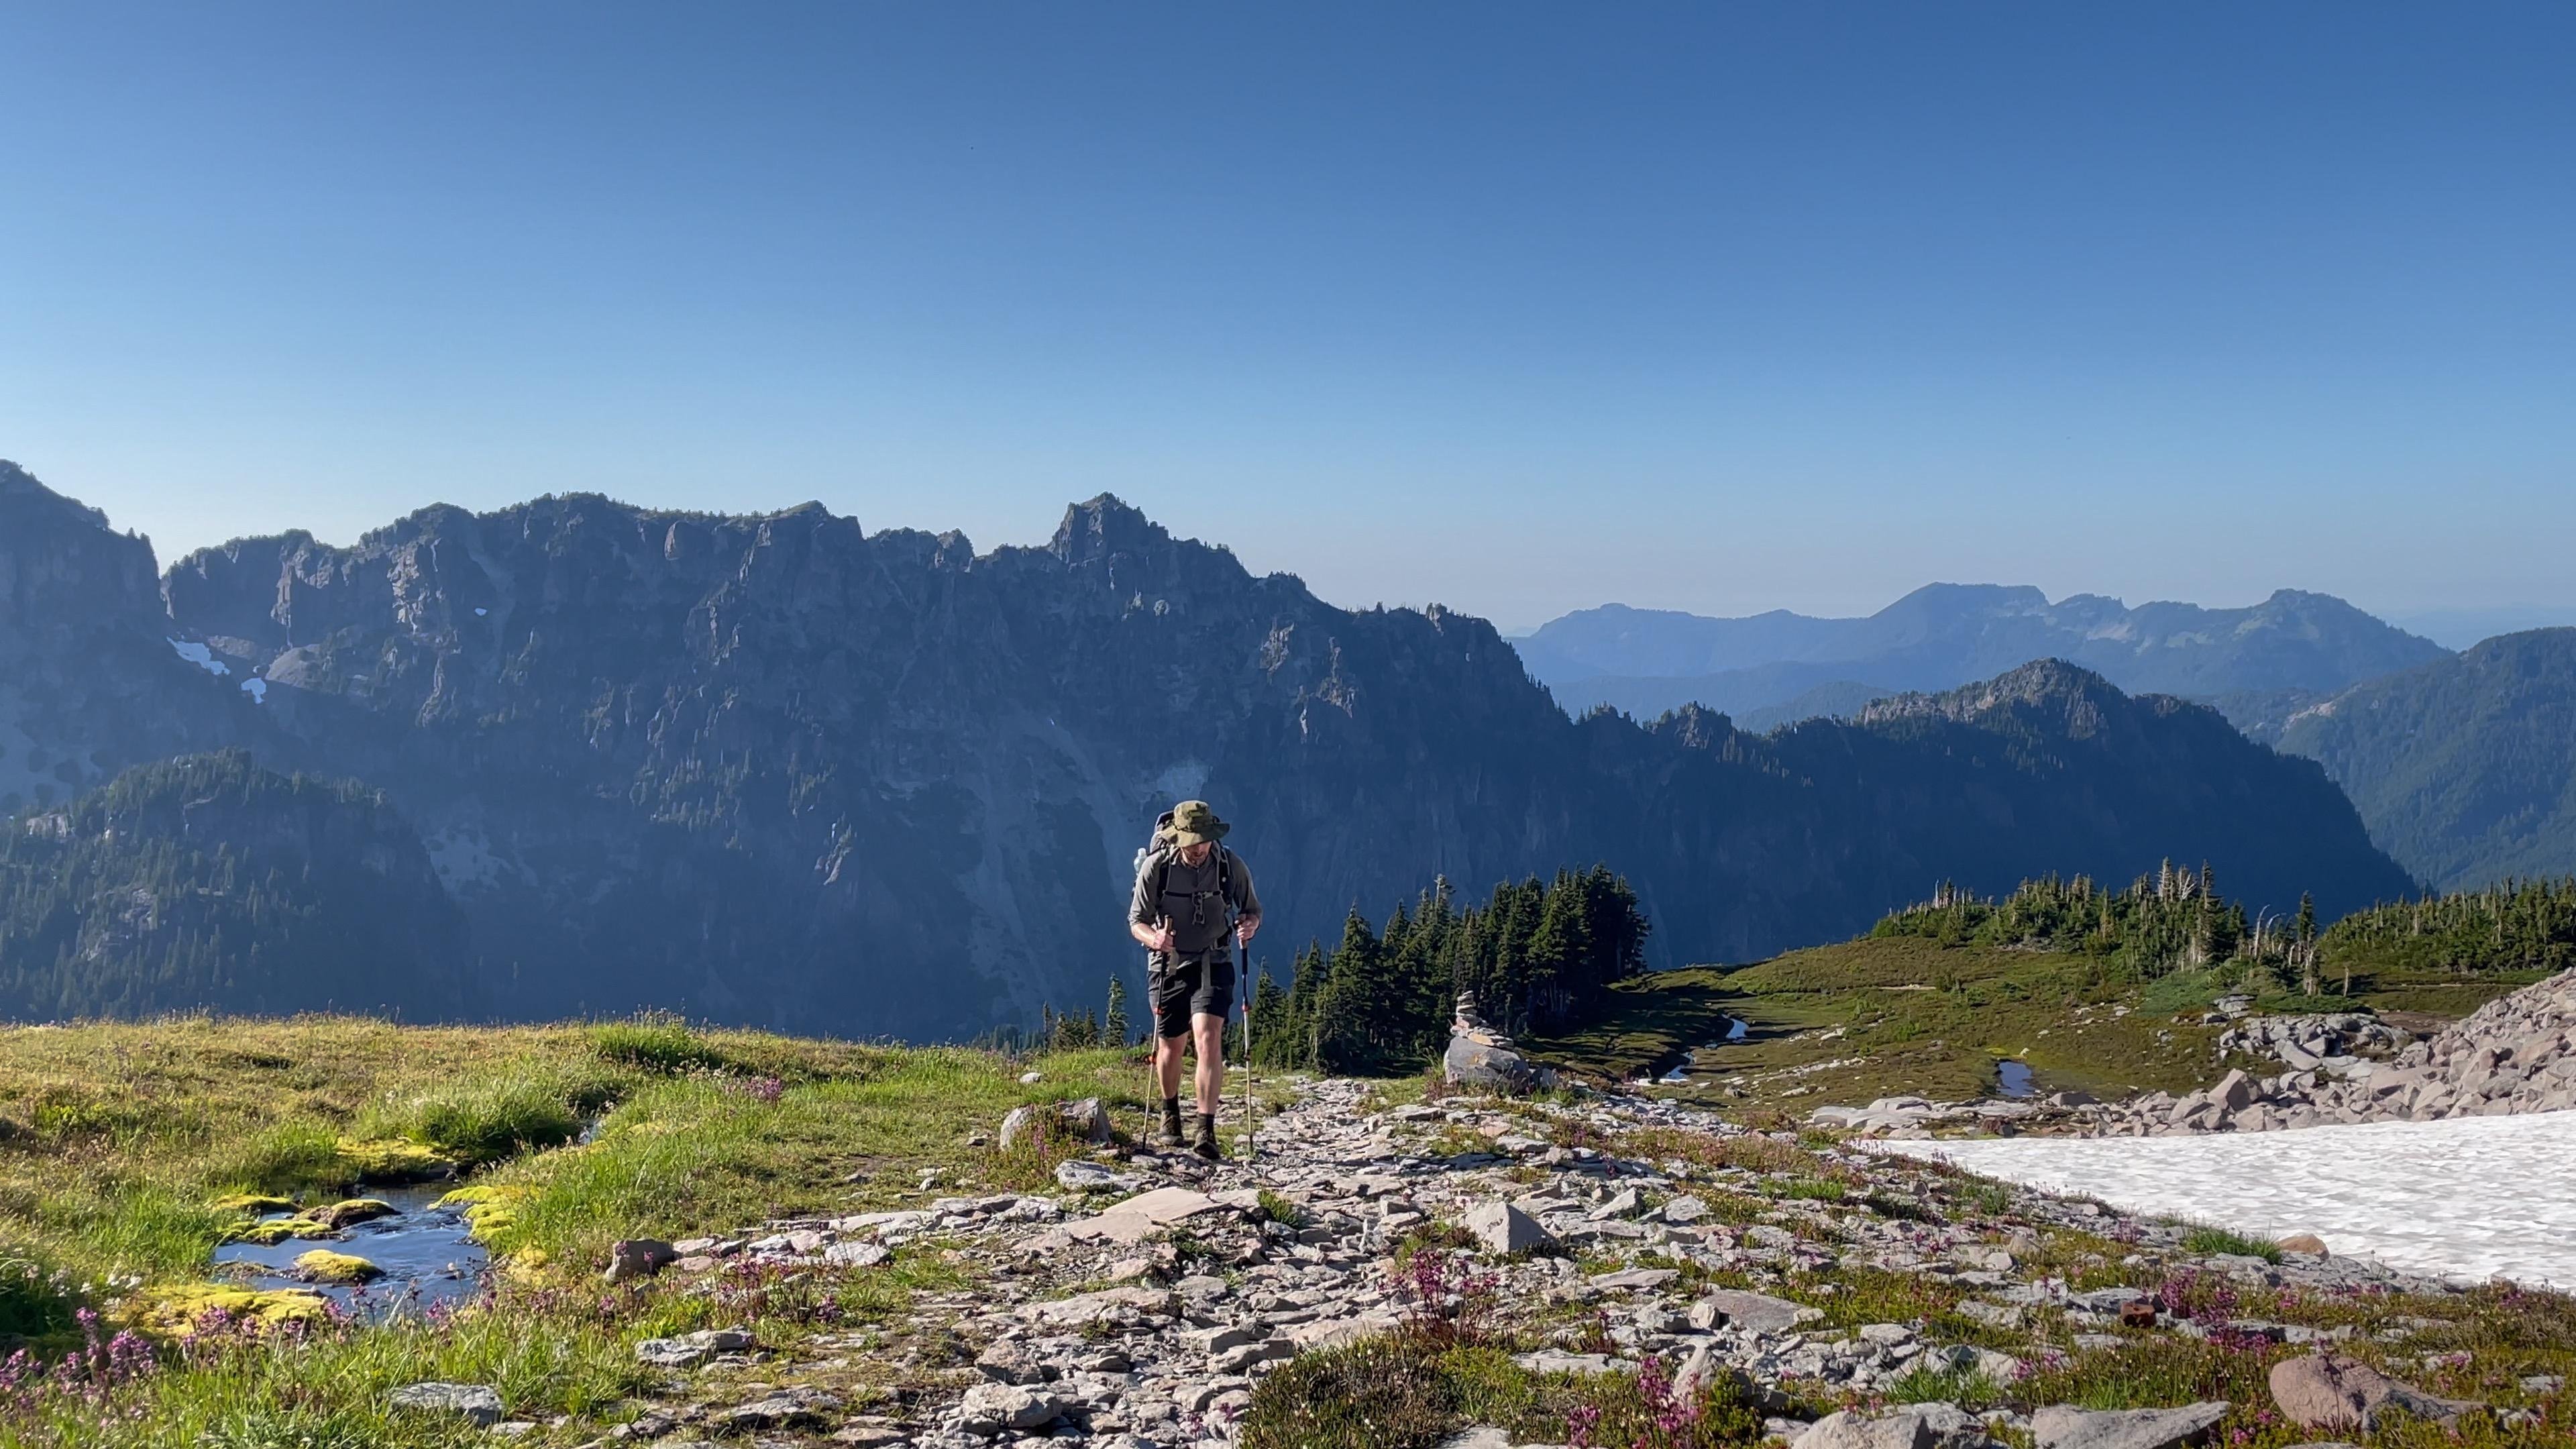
[334,1136,457,1181]
[439,1184,533,1243]
[122,1283,333,1335]
[208,1193,298,1216]
[291,1249,382,1284]
[307,1197,398,1228]
[218,1217,338,1246]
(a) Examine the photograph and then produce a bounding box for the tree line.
[2320,879,2576,977]
[1040,866,1651,1075]
[1874,862,2327,988]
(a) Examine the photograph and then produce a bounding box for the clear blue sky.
[4,4,2570,631]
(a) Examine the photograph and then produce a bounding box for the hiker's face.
[1181,841,1214,867]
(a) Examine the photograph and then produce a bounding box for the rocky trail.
[388,1066,2575,1449]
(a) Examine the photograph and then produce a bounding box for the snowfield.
[1873,1109,2576,1287]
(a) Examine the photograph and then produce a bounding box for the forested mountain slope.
[0,752,472,1020]
[2276,630,2576,890]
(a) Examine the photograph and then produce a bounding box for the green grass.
[589,1012,741,1075]
[1517,933,2543,1116]
[0,1017,1157,1447]
[2180,1224,2286,1263]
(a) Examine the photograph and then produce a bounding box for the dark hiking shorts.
[1148,948,1235,1039]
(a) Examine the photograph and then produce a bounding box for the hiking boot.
[1155,1099,1185,1148]
[1191,1112,1221,1161]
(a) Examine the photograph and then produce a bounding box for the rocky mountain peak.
[0,462,164,649]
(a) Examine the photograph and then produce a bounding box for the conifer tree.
[1104,975,1131,1046]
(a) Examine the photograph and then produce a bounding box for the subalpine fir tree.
[1104,975,1131,1046]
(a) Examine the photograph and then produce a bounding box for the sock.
[1162,1096,1182,1120]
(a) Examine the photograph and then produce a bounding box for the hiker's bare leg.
[1157,1032,1189,1099]
[1191,1012,1226,1116]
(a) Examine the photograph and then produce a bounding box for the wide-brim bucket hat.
[1169,799,1230,845]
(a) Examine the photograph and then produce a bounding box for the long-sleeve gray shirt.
[1130,846,1260,955]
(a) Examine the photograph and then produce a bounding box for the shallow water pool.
[213,1184,488,1317]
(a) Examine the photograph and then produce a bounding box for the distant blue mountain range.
[1514,585,2453,725]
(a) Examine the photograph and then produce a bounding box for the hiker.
[1128,799,1261,1158]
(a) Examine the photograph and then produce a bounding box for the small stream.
[213,1184,488,1318]
[1654,1016,1756,1083]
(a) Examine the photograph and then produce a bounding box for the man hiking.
[1128,799,1261,1159]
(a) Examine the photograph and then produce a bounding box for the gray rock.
[633,1328,761,1369]
[958,1383,1067,1435]
[714,1387,844,1431]
[2032,1402,2231,1449]
[1513,1350,1631,1376]
[602,1238,679,1283]
[1587,1189,1642,1220]
[1464,1199,1550,1255]
[1053,1159,1127,1193]
[1690,1288,1815,1334]
[1000,1097,1114,1152]
[1589,1267,1678,1292]
[1793,1403,1995,1449]
[1446,1036,1546,1095]
[388,1383,505,1426]
[826,1240,892,1267]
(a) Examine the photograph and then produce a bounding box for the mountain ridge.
[0,462,2420,1035]
[1521,586,2453,723]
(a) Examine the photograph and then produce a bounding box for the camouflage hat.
[1169,800,1230,845]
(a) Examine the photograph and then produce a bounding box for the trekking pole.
[1240,936,1256,1165]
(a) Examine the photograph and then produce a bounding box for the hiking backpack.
[1134,808,1235,937]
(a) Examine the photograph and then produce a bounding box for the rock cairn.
[1443,991,1557,1095]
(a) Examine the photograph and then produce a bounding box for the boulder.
[1445,1035,1544,1095]
[1000,1097,1115,1151]
[306,1198,399,1229]
[1053,1159,1126,1193]
[975,1338,1052,1385]
[1792,1402,1996,1449]
[957,1381,1067,1434]
[2031,1401,2231,1449]
[2276,1233,2329,1256]
[603,1238,679,1283]
[824,1241,891,1267]
[290,1250,382,1284]
[2269,1353,2476,1431]
[1464,1200,1550,1255]
[1689,1288,1815,1335]
[389,1383,504,1426]
[1588,1267,1679,1292]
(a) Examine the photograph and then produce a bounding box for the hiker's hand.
[1146,924,1175,953]
[1236,916,1260,945]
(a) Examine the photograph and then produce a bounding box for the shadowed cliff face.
[1,463,2419,1037]
[0,462,258,814]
